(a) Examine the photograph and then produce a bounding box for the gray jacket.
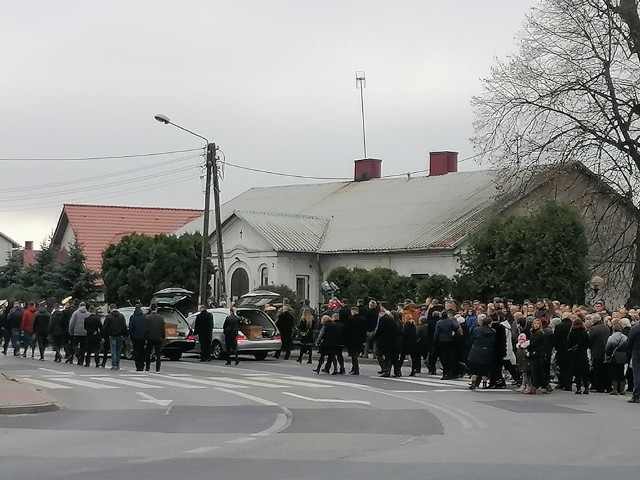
[69,306,90,336]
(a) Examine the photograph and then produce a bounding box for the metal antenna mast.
[355,70,367,158]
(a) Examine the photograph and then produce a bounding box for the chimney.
[354,158,382,182]
[429,151,458,176]
[25,241,33,250]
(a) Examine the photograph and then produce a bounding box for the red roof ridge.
[64,203,202,213]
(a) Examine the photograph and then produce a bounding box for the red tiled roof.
[52,204,202,274]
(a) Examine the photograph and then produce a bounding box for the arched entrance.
[230,267,249,301]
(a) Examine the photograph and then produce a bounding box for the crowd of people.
[273,297,640,404]
[0,299,166,372]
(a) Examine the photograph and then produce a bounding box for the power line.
[0,148,203,162]
[223,161,351,180]
[0,153,202,196]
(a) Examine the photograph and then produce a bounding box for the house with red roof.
[51,204,203,276]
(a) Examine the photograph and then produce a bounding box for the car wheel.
[165,352,182,361]
[211,341,224,360]
[254,352,268,361]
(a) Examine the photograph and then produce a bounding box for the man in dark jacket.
[4,302,24,356]
[103,304,127,370]
[627,320,640,403]
[32,303,50,361]
[373,309,398,377]
[193,304,213,362]
[554,313,573,390]
[128,303,147,371]
[223,306,241,366]
[363,300,379,358]
[433,310,462,380]
[144,303,165,372]
[48,307,65,362]
[61,302,76,361]
[274,301,295,360]
[489,310,508,388]
[83,306,102,367]
[589,314,612,392]
[345,306,367,375]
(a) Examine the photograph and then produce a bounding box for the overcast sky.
[0,0,537,248]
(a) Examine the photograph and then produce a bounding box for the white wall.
[319,250,461,279]
[60,224,76,250]
[0,237,14,266]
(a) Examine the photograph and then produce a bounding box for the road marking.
[282,392,371,405]
[215,387,277,406]
[252,411,292,437]
[184,446,220,454]
[164,376,250,389]
[242,373,272,376]
[48,377,118,389]
[372,376,466,388]
[130,377,206,389]
[136,392,172,406]
[225,437,255,444]
[39,368,74,375]
[96,377,163,388]
[20,378,73,389]
[257,377,332,388]
[211,377,283,388]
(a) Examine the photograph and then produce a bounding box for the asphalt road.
[1,350,638,480]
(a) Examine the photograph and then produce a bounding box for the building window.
[260,266,269,287]
[296,275,309,301]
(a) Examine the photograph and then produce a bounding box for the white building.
[176,153,637,308]
[0,231,19,266]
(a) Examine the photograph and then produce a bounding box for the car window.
[158,309,189,328]
[213,313,227,329]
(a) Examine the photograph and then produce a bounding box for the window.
[296,275,309,301]
[260,266,269,287]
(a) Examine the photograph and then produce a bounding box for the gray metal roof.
[178,170,501,253]
[0,231,20,248]
[233,210,329,252]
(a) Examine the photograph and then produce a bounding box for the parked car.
[186,306,281,361]
[103,288,196,361]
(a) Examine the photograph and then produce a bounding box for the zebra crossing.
[370,374,470,392]
[16,370,336,392]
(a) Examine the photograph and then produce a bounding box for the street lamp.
[154,114,226,306]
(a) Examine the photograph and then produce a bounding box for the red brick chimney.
[25,241,33,250]
[429,151,458,176]
[354,158,382,182]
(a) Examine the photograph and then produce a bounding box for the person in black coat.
[48,307,66,362]
[553,314,573,390]
[489,311,507,388]
[275,303,295,360]
[526,318,552,394]
[314,315,340,374]
[83,306,103,367]
[32,303,50,361]
[363,300,379,358]
[415,316,431,373]
[467,316,497,389]
[567,318,591,394]
[344,306,367,375]
[398,315,419,376]
[193,305,213,362]
[223,307,241,366]
[373,310,399,377]
[588,315,612,392]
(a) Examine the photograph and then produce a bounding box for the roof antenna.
[355,71,367,158]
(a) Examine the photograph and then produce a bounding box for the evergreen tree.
[57,239,99,301]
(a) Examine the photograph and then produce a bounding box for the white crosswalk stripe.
[371,375,468,388]
[47,377,119,389]
[20,378,73,389]
[16,372,345,391]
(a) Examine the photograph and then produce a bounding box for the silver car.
[187,307,281,361]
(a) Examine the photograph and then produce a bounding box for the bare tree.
[473,0,640,305]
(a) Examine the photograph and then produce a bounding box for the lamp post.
[154,114,226,306]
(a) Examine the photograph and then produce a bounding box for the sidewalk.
[0,372,59,415]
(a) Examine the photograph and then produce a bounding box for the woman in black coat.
[467,316,496,389]
[314,315,339,374]
[526,318,552,394]
[398,315,419,377]
[567,318,590,394]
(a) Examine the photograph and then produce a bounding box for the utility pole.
[211,144,227,304]
[199,144,214,306]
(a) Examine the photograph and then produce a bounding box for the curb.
[0,402,60,415]
[0,372,60,415]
